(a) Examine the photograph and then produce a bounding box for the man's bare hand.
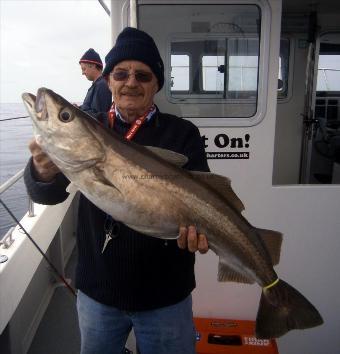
[177,226,209,254]
[28,138,60,182]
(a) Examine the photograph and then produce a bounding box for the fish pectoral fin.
[256,228,283,265]
[218,260,255,284]
[145,146,188,167]
[190,172,245,213]
[66,182,79,194]
[93,166,121,193]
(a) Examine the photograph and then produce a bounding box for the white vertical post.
[130,0,137,28]
[110,0,127,45]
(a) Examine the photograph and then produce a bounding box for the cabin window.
[315,47,340,127]
[169,34,260,113]
[199,39,259,95]
[139,3,269,125]
[317,54,340,91]
[306,40,340,184]
[170,55,190,91]
[228,54,258,92]
[277,38,290,99]
[201,55,224,92]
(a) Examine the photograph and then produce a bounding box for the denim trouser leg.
[77,291,132,354]
[77,291,196,354]
[132,295,196,354]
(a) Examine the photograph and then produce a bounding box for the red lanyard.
[108,103,155,141]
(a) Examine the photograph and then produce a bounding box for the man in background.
[78,48,112,123]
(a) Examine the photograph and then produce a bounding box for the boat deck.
[27,249,80,354]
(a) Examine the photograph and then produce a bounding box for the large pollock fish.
[22,88,323,338]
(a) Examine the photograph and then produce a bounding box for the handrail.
[0,227,15,249]
[0,169,24,194]
[98,0,110,16]
[0,168,35,217]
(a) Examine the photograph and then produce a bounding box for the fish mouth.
[22,92,37,111]
[22,89,49,121]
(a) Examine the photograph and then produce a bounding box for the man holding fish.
[24,27,210,354]
[23,25,323,353]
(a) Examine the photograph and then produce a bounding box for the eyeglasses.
[110,70,153,83]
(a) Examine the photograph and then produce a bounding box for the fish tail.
[255,278,323,338]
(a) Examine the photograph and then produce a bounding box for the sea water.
[0,103,33,238]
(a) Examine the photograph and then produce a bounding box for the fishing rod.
[0,115,29,122]
[0,198,77,297]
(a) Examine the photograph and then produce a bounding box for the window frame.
[139,0,271,126]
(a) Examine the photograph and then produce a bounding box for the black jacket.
[79,76,112,123]
[24,111,209,311]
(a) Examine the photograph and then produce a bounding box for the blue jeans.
[77,291,196,354]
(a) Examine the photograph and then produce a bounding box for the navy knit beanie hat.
[79,48,103,68]
[103,27,164,91]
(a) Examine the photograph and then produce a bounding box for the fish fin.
[191,172,245,213]
[125,223,179,239]
[145,146,188,167]
[93,166,121,193]
[256,279,323,339]
[218,261,255,284]
[256,228,283,265]
[66,182,79,194]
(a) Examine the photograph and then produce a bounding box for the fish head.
[22,88,105,172]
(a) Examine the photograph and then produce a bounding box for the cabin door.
[300,32,340,184]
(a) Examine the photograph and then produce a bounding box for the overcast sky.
[0,0,111,103]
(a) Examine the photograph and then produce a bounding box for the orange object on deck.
[194,318,279,354]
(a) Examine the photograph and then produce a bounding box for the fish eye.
[59,108,74,123]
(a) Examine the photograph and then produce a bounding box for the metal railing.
[0,169,35,249]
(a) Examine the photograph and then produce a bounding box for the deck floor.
[28,249,80,354]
